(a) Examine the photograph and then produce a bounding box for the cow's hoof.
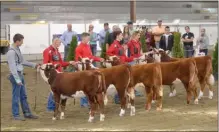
[156,107,162,111]
[169,92,173,97]
[52,117,57,120]
[130,106,135,116]
[60,112,65,120]
[208,91,213,99]
[194,99,199,104]
[88,116,94,123]
[198,91,203,99]
[119,109,125,117]
[100,114,105,121]
[152,100,156,104]
[145,104,151,111]
[127,103,131,109]
[172,89,176,96]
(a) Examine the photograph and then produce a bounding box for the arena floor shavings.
[1,64,218,131]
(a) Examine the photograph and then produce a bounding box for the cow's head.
[157,49,172,62]
[76,57,96,71]
[39,63,59,84]
[101,55,121,68]
[147,48,161,62]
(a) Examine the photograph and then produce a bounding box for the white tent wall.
[3,23,217,61]
[9,24,49,55]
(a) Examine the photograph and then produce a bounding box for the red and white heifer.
[39,63,107,122]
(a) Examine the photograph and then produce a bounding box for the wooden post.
[130,0,136,23]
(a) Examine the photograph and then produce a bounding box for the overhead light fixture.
[9,7,27,11]
[139,19,146,25]
[91,19,99,25]
[173,19,180,24]
[39,20,46,24]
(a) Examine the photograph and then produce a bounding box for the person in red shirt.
[43,38,76,111]
[127,31,142,58]
[75,32,104,62]
[107,31,134,64]
[75,32,104,108]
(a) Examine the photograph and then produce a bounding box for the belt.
[17,71,25,75]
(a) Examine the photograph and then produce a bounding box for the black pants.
[199,49,208,56]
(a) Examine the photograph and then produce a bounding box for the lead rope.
[34,67,40,111]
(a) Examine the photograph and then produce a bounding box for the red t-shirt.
[107,40,133,63]
[75,42,101,62]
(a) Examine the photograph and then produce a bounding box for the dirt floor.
[1,63,218,131]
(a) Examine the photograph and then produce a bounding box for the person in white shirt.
[196,28,209,55]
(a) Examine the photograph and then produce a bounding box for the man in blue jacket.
[7,33,40,121]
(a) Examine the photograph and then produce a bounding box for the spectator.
[159,26,174,51]
[88,24,98,66]
[127,21,134,35]
[7,33,40,121]
[145,28,152,51]
[99,23,111,47]
[152,19,165,49]
[60,24,78,61]
[182,26,194,58]
[196,28,209,55]
[106,25,124,50]
[123,25,130,44]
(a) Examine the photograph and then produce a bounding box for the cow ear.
[166,50,170,55]
[54,64,60,69]
[105,55,110,60]
[78,57,82,62]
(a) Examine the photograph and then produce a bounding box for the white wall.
[9,24,49,54]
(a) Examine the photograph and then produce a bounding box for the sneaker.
[81,103,89,108]
[14,116,25,121]
[135,90,143,97]
[24,114,38,119]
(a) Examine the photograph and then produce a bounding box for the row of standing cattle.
[39,48,215,122]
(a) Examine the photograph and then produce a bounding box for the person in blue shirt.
[60,24,78,61]
[7,33,40,121]
[99,23,112,47]
[88,24,98,66]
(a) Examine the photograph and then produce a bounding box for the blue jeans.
[90,44,97,56]
[155,41,160,49]
[128,61,136,66]
[199,49,208,56]
[47,92,55,111]
[80,97,89,107]
[184,45,194,58]
[90,44,97,67]
[8,73,32,118]
[64,44,70,61]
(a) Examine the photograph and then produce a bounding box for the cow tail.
[205,57,215,86]
[126,64,135,100]
[189,59,198,86]
[100,72,108,106]
[153,64,163,99]
[95,71,108,106]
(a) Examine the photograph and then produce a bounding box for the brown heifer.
[131,63,163,111]
[155,59,199,104]
[98,64,136,116]
[39,63,106,122]
[158,50,215,99]
[74,59,136,116]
